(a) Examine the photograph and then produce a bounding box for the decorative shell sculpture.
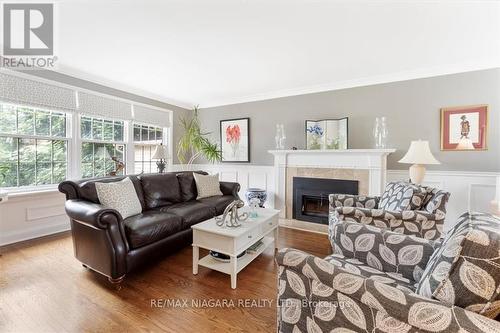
[215,200,248,227]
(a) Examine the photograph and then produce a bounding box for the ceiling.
[50,0,500,109]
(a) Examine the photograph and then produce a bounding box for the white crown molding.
[199,61,500,108]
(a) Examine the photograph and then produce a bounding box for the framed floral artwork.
[440,105,488,151]
[220,118,250,162]
[305,118,348,150]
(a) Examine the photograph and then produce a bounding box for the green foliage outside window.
[0,104,68,188]
[80,115,125,178]
[81,143,124,178]
[81,116,123,142]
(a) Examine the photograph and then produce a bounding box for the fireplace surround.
[269,149,395,232]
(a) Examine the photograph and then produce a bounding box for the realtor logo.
[3,3,53,55]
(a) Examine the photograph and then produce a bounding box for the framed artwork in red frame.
[440,105,488,151]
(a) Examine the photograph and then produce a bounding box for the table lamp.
[399,140,440,184]
[152,143,168,173]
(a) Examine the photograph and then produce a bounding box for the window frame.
[0,72,174,194]
[0,102,72,192]
[78,114,128,179]
[132,122,167,174]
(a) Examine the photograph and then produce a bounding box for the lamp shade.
[399,140,440,165]
[152,144,168,159]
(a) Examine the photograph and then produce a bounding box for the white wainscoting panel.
[170,164,276,208]
[0,190,69,246]
[1,166,496,246]
[173,165,498,233]
[388,170,499,232]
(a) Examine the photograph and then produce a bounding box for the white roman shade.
[133,104,170,127]
[78,91,132,120]
[0,72,77,111]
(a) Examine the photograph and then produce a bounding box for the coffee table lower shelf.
[192,207,280,289]
[198,236,274,276]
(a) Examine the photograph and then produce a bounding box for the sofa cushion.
[193,173,223,199]
[324,253,417,293]
[176,171,208,201]
[139,173,182,209]
[123,211,183,249]
[95,177,143,219]
[416,212,500,318]
[198,195,235,215]
[76,175,145,208]
[378,181,426,212]
[158,201,216,227]
[330,221,437,282]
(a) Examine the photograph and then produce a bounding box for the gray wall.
[24,70,192,164]
[200,69,500,171]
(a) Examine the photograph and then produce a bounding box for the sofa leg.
[108,275,125,290]
[82,264,88,269]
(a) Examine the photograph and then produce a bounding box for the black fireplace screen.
[293,177,359,224]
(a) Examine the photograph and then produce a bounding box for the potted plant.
[177,106,222,167]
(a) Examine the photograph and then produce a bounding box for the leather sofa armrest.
[276,248,500,333]
[219,181,240,198]
[58,180,79,200]
[65,199,123,229]
[65,199,129,277]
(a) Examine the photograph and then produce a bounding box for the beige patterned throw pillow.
[193,173,223,199]
[95,177,142,219]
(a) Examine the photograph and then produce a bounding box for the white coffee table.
[191,207,280,289]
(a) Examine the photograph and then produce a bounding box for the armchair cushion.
[379,181,426,212]
[329,193,379,208]
[324,253,417,293]
[416,212,500,319]
[330,206,444,240]
[277,248,500,333]
[330,221,438,282]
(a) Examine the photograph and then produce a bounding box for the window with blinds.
[0,72,173,191]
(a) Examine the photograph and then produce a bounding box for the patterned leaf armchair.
[276,212,500,332]
[329,181,451,241]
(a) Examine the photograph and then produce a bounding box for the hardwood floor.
[0,227,331,333]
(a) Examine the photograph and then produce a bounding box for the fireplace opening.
[302,195,329,217]
[293,177,358,224]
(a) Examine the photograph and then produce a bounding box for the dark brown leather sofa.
[58,171,240,283]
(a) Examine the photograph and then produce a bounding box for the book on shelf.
[247,239,264,254]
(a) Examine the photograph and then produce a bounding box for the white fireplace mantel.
[268,149,396,218]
